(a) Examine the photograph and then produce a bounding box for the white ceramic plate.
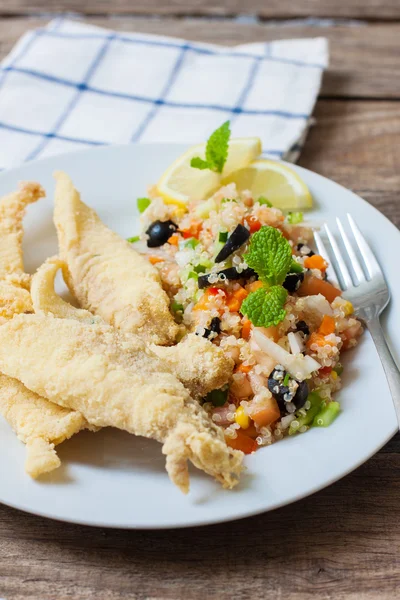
[0,144,398,529]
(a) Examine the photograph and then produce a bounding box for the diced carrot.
[304,254,328,271]
[226,430,258,454]
[241,423,258,439]
[243,216,262,233]
[298,275,342,303]
[226,286,248,312]
[318,314,335,336]
[307,332,334,349]
[235,363,252,374]
[246,280,264,293]
[193,287,225,311]
[241,319,252,340]
[149,256,164,265]
[167,234,179,245]
[251,397,281,427]
[181,222,202,239]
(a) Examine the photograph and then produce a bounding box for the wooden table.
[1,3,400,599]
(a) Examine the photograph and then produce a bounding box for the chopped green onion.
[287,211,304,225]
[193,264,207,274]
[187,271,199,281]
[313,401,340,427]
[289,392,323,435]
[221,197,237,204]
[289,259,304,274]
[333,363,343,376]
[137,197,151,213]
[219,231,229,243]
[184,238,199,249]
[205,388,228,407]
[283,373,290,386]
[171,301,184,314]
[127,235,140,243]
[258,196,273,207]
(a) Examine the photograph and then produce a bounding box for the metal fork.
[314,214,400,425]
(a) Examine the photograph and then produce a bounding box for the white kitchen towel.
[0,18,328,170]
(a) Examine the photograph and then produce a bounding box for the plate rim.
[0,142,397,529]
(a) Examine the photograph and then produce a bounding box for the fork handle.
[366,316,400,426]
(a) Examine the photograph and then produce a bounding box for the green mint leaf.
[190,157,211,170]
[127,235,140,243]
[241,285,288,328]
[244,226,293,286]
[137,197,151,213]
[205,120,231,173]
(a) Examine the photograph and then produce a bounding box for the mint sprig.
[190,121,231,174]
[241,285,288,328]
[241,226,301,328]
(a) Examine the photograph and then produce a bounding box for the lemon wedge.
[222,159,313,211]
[157,137,262,207]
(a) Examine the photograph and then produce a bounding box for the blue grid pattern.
[0,19,328,169]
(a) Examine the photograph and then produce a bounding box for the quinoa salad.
[130,184,363,456]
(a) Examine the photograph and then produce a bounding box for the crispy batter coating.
[0,314,243,493]
[152,333,234,399]
[53,171,179,345]
[32,258,234,398]
[0,374,86,477]
[0,183,87,478]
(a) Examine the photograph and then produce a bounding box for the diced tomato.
[226,430,258,454]
[298,275,342,303]
[181,222,202,239]
[319,366,333,377]
[251,397,281,428]
[243,216,262,233]
[304,254,328,271]
[318,314,335,336]
[208,287,221,296]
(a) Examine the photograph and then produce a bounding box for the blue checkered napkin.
[0,18,328,170]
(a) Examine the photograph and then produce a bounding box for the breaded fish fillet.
[0,375,86,477]
[0,182,45,319]
[53,171,179,345]
[0,314,243,493]
[0,183,87,478]
[32,257,234,399]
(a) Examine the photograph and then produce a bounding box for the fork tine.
[313,230,340,287]
[336,217,365,285]
[324,223,353,291]
[347,214,382,280]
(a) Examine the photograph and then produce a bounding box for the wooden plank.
[1,0,400,20]
[0,18,399,98]
[0,448,399,600]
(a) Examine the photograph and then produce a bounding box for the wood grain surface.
[2,0,400,19]
[0,3,399,600]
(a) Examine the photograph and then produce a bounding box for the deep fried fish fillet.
[0,183,87,478]
[0,314,243,493]
[32,257,234,398]
[0,375,86,477]
[0,182,45,320]
[53,171,179,345]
